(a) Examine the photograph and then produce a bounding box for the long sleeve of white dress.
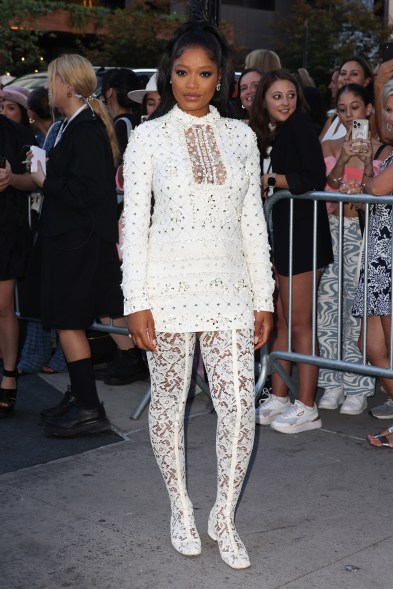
[121,105,274,333]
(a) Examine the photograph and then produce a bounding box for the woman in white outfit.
[121,21,274,569]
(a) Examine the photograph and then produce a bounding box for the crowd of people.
[1,17,393,569]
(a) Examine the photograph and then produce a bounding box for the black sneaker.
[103,348,149,386]
[40,386,77,422]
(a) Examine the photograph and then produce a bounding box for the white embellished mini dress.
[121,105,274,333]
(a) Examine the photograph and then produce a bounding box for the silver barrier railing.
[19,189,388,419]
[263,190,393,396]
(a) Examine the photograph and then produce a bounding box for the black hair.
[15,103,30,128]
[150,20,234,120]
[235,67,264,119]
[27,86,51,121]
[336,83,372,107]
[101,68,141,109]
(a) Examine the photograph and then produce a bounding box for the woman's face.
[328,70,339,99]
[1,99,22,124]
[146,91,160,116]
[239,71,262,112]
[384,94,393,134]
[336,90,371,130]
[264,79,297,124]
[337,61,371,89]
[171,45,220,117]
[48,74,69,110]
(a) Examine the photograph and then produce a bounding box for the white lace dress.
[121,104,274,332]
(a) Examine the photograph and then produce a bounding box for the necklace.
[54,105,87,146]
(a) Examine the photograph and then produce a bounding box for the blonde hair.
[245,49,281,73]
[296,67,315,88]
[383,79,393,104]
[48,54,120,165]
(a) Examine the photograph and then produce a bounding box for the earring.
[170,80,172,85]
[216,83,221,92]
[241,104,245,110]
[29,117,35,124]
[66,90,72,98]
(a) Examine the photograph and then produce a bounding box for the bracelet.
[360,182,366,193]
[363,171,374,178]
[328,172,344,183]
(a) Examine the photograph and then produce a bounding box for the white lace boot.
[148,332,201,556]
[201,329,255,569]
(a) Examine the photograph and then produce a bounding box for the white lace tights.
[147,329,255,568]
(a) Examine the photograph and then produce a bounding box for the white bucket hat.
[127,73,158,103]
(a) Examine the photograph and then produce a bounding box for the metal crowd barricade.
[262,190,393,396]
[19,188,393,420]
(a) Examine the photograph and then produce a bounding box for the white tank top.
[321,115,346,142]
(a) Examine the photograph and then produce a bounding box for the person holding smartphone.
[317,83,392,415]
[347,79,393,446]
[320,56,374,142]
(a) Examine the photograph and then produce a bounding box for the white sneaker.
[270,400,322,434]
[255,393,290,425]
[340,394,368,415]
[318,388,345,410]
[369,398,393,419]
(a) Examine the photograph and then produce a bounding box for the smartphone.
[17,144,31,162]
[352,119,369,140]
[382,42,393,63]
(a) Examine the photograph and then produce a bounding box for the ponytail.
[89,97,120,166]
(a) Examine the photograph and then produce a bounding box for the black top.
[270,109,333,275]
[0,115,36,230]
[113,113,139,156]
[40,108,118,243]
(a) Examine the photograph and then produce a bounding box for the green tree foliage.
[273,0,393,87]
[84,0,185,68]
[0,0,109,75]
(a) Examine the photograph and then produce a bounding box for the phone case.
[352,119,369,140]
[382,42,393,63]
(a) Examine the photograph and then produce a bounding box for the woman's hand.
[0,160,11,192]
[339,179,362,195]
[375,59,393,87]
[30,159,46,188]
[127,310,157,352]
[254,311,273,350]
[351,133,373,165]
[337,129,355,165]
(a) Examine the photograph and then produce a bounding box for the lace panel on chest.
[184,124,227,185]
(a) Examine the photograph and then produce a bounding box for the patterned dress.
[352,152,393,317]
[122,105,274,332]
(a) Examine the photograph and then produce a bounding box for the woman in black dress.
[0,115,35,416]
[30,54,123,436]
[250,69,333,434]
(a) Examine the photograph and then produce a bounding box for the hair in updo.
[336,83,372,107]
[151,20,234,119]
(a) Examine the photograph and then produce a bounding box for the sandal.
[0,368,18,416]
[367,425,393,448]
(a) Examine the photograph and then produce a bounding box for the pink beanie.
[2,85,30,109]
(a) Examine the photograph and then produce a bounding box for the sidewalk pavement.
[2,372,392,589]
